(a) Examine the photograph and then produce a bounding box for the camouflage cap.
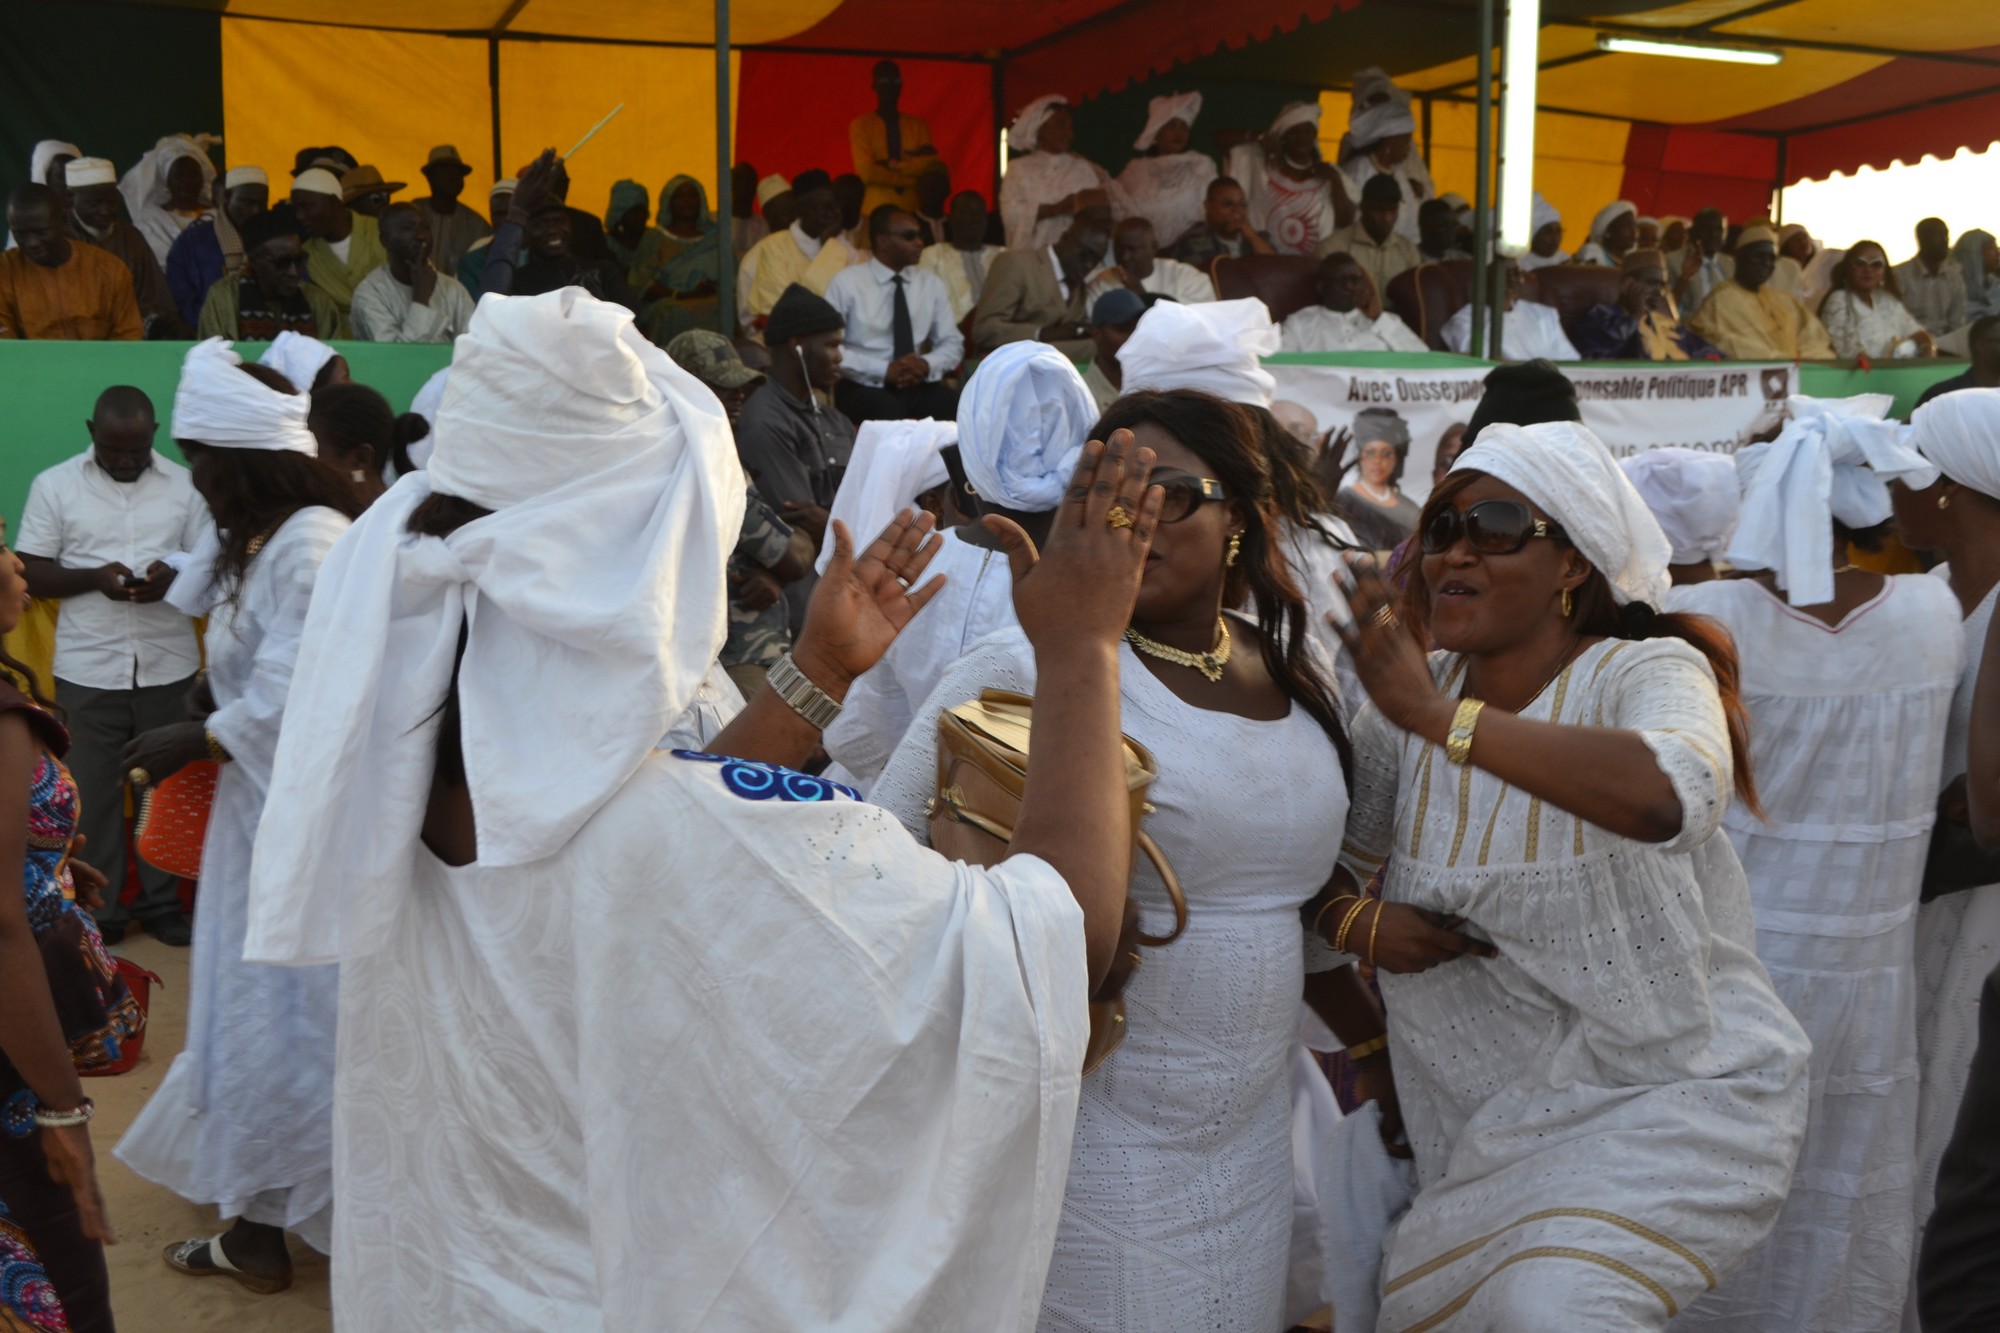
[666,329,762,391]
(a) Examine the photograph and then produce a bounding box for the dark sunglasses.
[1420,499,1565,556]
[1151,472,1228,524]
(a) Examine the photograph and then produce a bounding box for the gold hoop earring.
[1226,532,1242,567]
[1560,587,1573,618]
[1939,493,1952,510]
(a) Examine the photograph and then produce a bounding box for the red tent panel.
[1782,84,2000,182]
[1619,124,1778,221]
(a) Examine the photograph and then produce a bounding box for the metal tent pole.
[1471,0,1495,358]
[715,0,734,337]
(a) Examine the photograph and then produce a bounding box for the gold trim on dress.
[1384,1206,1717,1296]
[1447,760,1474,867]
[1396,1245,1679,1331]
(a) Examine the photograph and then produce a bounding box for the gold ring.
[1372,605,1398,629]
[127,767,151,788]
[1106,506,1135,530]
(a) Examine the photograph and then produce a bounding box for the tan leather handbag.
[926,690,1186,1074]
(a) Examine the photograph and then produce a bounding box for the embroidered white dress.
[874,623,1352,1332]
[1226,146,1338,257]
[1001,152,1124,252]
[1117,151,1218,252]
[115,507,351,1250]
[1342,638,1810,1331]
[1666,577,1962,1332]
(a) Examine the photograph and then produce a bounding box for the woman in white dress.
[114,339,364,1292]
[1667,397,1962,1332]
[1117,92,1216,253]
[1336,69,1433,245]
[877,389,1422,1332]
[1888,387,2000,1327]
[1001,95,1125,252]
[1328,421,1810,1330]
[1223,101,1354,257]
[118,134,217,266]
[1575,200,1639,267]
[1820,240,1937,359]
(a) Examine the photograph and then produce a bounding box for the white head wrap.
[815,419,955,575]
[1453,421,1671,607]
[956,342,1095,512]
[223,165,268,190]
[243,288,742,966]
[29,140,81,188]
[63,158,116,189]
[1344,68,1416,156]
[1531,193,1561,236]
[117,133,216,221]
[1588,200,1637,247]
[257,331,340,393]
[403,366,450,472]
[1134,92,1202,151]
[170,338,317,454]
[1909,388,2000,502]
[1619,448,1740,566]
[1270,101,1322,138]
[1009,95,1072,155]
[1117,297,1280,408]
[1727,394,1934,606]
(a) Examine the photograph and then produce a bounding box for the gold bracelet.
[1345,1034,1389,1061]
[1310,893,1360,945]
[1445,697,1485,766]
[1334,896,1373,953]
[1366,899,1386,966]
[204,729,231,764]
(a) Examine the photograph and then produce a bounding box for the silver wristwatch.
[767,653,842,731]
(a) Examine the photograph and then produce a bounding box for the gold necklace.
[1126,618,1232,683]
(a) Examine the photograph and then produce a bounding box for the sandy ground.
[87,932,332,1332]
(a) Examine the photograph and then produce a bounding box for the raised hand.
[791,510,944,695]
[1334,562,1451,736]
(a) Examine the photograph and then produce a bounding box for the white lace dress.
[115,507,351,1251]
[872,622,1352,1331]
[1341,638,1810,1331]
[1666,577,1962,1332]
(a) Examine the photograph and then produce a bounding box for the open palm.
[793,511,946,688]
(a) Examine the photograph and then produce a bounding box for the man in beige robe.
[1690,223,1835,360]
[744,176,856,340]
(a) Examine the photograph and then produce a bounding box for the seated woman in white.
[1819,239,1936,359]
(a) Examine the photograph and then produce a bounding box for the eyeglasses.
[1850,256,1887,269]
[1420,499,1565,555]
[1151,472,1228,524]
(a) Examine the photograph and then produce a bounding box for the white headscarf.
[400,366,449,473]
[117,132,215,219]
[1270,101,1322,137]
[1134,92,1202,151]
[1910,387,2000,501]
[956,342,1095,512]
[29,140,81,190]
[170,338,317,454]
[1009,95,1071,155]
[258,330,340,393]
[243,288,743,966]
[1343,68,1416,157]
[1727,394,1934,606]
[1117,297,1280,408]
[815,418,954,575]
[1619,447,1740,566]
[1531,193,1561,236]
[1587,200,1636,248]
[1453,421,1671,607]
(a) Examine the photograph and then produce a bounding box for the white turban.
[1134,92,1202,151]
[170,338,317,455]
[1531,193,1561,236]
[402,366,450,472]
[1619,448,1740,566]
[1117,297,1280,409]
[1453,421,1671,607]
[956,342,1095,512]
[63,158,116,189]
[29,140,80,188]
[1910,387,2000,501]
[1270,101,1322,137]
[1345,68,1416,154]
[245,288,743,966]
[1009,95,1071,155]
[1727,394,1935,606]
[1588,200,1637,247]
[258,330,340,393]
[816,418,954,575]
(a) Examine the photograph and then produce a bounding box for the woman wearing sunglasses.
[1820,239,1935,360]
[875,389,1395,1330]
[1326,420,1809,1330]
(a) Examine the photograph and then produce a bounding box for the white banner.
[1267,361,1799,502]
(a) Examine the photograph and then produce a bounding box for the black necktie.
[891,272,915,361]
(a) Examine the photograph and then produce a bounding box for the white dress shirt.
[349,265,476,343]
[824,257,964,386]
[1441,299,1580,361]
[1083,257,1216,310]
[1279,304,1428,353]
[16,450,208,689]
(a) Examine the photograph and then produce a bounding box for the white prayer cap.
[259,331,341,394]
[244,287,744,965]
[291,167,343,198]
[756,173,790,206]
[1728,394,1934,606]
[1910,386,2000,501]
[815,418,954,575]
[224,165,268,190]
[491,176,519,199]
[1118,297,1280,409]
[955,341,1095,512]
[30,140,80,185]
[1454,421,1671,607]
[1588,200,1636,246]
[1269,101,1321,137]
[1619,448,1740,566]
[170,338,318,455]
[1009,94,1072,155]
[1531,193,1560,234]
[1134,92,1202,151]
[63,158,116,189]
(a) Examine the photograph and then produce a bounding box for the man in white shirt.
[349,202,475,343]
[18,386,208,945]
[919,189,1004,322]
[1897,216,1969,336]
[1280,251,1427,352]
[825,205,963,423]
[1084,217,1214,309]
[1441,259,1580,361]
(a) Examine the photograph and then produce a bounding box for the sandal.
[163,1233,292,1295]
